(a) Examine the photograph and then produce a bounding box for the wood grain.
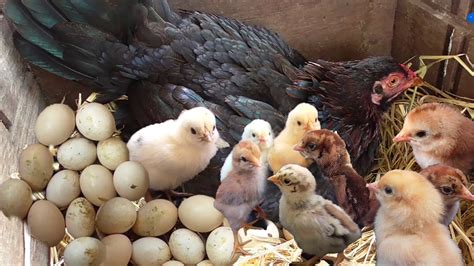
[0,14,48,266]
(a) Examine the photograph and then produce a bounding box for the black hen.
[4,0,421,192]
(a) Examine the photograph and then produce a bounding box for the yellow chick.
[267,103,320,173]
[367,170,463,265]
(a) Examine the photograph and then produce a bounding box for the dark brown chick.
[420,164,474,226]
[294,129,377,227]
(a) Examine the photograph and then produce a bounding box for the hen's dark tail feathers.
[4,0,177,101]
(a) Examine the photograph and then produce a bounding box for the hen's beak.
[459,186,474,201]
[411,76,424,87]
[249,156,261,167]
[293,144,305,152]
[366,182,379,193]
[268,175,282,185]
[393,131,412,143]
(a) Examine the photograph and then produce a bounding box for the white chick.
[220,119,274,181]
[127,107,222,194]
[269,164,361,262]
[267,103,320,173]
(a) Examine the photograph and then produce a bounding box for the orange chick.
[420,164,474,226]
[394,103,474,177]
[367,170,463,265]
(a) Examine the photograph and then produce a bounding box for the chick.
[214,140,266,254]
[294,129,376,227]
[220,119,274,181]
[367,170,463,265]
[268,103,320,173]
[420,164,474,226]
[394,103,474,177]
[127,107,222,196]
[269,164,361,261]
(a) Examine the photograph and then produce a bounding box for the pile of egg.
[0,101,238,265]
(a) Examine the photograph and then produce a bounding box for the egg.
[18,143,54,191]
[197,260,213,266]
[132,237,171,265]
[97,137,129,170]
[101,234,132,266]
[132,199,177,237]
[0,179,32,218]
[178,195,224,233]
[169,229,205,264]
[64,237,106,266]
[76,102,116,141]
[57,138,97,171]
[80,164,116,206]
[113,161,149,201]
[96,197,137,234]
[46,170,80,209]
[27,200,65,246]
[206,227,236,265]
[34,103,76,146]
[163,261,185,266]
[65,197,96,238]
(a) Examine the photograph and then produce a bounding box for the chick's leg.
[254,205,268,220]
[232,231,250,256]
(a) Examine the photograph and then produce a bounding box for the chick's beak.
[304,122,315,131]
[201,132,212,142]
[293,144,305,152]
[258,137,266,144]
[249,156,261,167]
[268,175,282,185]
[366,182,379,193]
[459,186,474,201]
[393,131,412,143]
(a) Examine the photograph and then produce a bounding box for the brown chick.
[420,164,474,226]
[367,170,463,265]
[214,140,266,254]
[294,129,377,227]
[394,103,474,178]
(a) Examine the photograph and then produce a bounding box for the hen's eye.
[384,186,393,194]
[240,156,248,162]
[190,128,197,135]
[388,77,400,87]
[252,133,256,138]
[308,143,317,151]
[441,186,453,195]
[416,130,426,138]
[297,121,302,126]
[283,179,291,185]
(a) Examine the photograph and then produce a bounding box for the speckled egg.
[27,200,65,246]
[206,227,236,265]
[46,170,80,209]
[96,197,137,234]
[169,229,205,264]
[57,138,97,171]
[132,237,171,265]
[80,165,116,206]
[97,137,129,170]
[18,144,54,191]
[64,237,105,266]
[113,161,149,201]
[0,179,32,218]
[35,103,76,146]
[65,197,96,238]
[178,195,224,233]
[76,102,116,141]
[132,199,177,237]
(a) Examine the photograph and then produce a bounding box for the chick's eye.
[240,156,247,162]
[415,130,426,138]
[283,179,291,185]
[190,128,197,135]
[252,133,256,138]
[384,186,393,195]
[297,121,302,126]
[441,186,453,195]
[308,143,317,151]
[213,125,216,130]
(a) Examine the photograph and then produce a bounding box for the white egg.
[35,103,76,146]
[80,165,116,206]
[169,229,205,264]
[57,138,97,171]
[132,237,171,265]
[97,137,129,170]
[46,170,80,209]
[113,161,149,201]
[206,227,236,265]
[197,260,213,266]
[162,261,185,266]
[64,237,105,266]
[76,102,116,141]
[178,195,223,233]
[65,197,96,238]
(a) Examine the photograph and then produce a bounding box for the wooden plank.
[0,14,49,266]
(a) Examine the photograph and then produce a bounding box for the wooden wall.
[392,0,473,98]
